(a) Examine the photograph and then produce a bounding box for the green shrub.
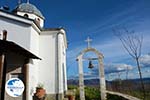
[68,85,129,100]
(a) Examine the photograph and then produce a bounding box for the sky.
[0,0,150,80]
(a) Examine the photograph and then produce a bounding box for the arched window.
[24,14,29,18]
[35,18,41,26]
[37,18,40,23]
[0,30,7,40]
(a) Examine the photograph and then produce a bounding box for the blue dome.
[14,3,44,19]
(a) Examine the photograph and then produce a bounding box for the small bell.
[88,61,94,69]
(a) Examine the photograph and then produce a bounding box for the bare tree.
[113,27,146,100]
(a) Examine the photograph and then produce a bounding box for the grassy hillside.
[67,78,150,100]
[68,85,128,100]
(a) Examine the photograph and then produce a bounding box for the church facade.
[0,3,67,100]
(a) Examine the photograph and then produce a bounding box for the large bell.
[88,60,94,69]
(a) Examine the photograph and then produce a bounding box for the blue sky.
[1,0,150,80]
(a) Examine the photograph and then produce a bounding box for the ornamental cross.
[85,37,92,48]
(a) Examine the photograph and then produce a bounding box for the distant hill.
[67,78,150,86]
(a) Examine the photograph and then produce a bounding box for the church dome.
[13,3,44,19]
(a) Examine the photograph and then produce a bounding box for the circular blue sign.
[5,78,25,97]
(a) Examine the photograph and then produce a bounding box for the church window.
[0,30,7,40]
[35,18,41,26]
[37,18,40,23]
[0,31,2,39]
[37,18,40,21]
[24,14,29,18]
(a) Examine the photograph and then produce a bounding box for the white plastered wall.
[38,31,67,94]
[58,33,67,93]
[28,27,40,100]
[38,31,57,94]
[0,16,31,50]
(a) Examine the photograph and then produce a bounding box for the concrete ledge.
[106,90,141,100]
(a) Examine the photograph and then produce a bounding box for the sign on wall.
[5,78,25,97]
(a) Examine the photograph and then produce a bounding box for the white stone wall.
[62,41,67,92]
[58,33,65,93]
[39,31,57,94]
[30,27,40,56]
[39,31,67,94]
[0,16,31,50]
[57,32,67,94]
[61,34,67,92]
[59,29,68,92]
[28,27,40,100]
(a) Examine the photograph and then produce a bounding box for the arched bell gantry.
[76,47,106,100]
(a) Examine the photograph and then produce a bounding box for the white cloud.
[83,63,133,78]
[140,54,150,67]
[105,63,133,74]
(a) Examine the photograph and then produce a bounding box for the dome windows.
[13,3,44,27]
[24,14,29,18]
[13,3,44,19]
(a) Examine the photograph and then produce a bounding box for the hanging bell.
[88,60,94,69]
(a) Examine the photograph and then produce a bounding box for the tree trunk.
[136,57,146,100]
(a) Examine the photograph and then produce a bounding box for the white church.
[0,2,67,100]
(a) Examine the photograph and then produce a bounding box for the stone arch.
[77,47,106,100]
[77,47,104,59]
